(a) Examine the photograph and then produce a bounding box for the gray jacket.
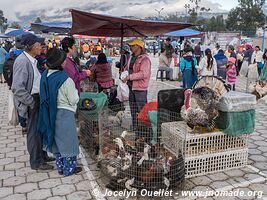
[11,52,35,118]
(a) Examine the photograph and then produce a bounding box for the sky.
[0,0,245,24]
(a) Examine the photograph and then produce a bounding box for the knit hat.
[122,45,130,52]
[128,39,145,48]
[228,57,236,64]
[46,48,66,68]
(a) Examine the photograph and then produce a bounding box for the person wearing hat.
[226,57,237,91]
[38,48,82,176]
[123,38,151,129]
[11,33,54,170]
[115,44,130,73]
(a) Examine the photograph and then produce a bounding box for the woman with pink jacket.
[123,39,151,129]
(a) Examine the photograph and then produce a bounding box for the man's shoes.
[32,163,54,170]
[44,157,55,162]
[58,167,83,176]
[169,79,175,81]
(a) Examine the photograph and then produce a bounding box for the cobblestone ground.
[0,56,267,200]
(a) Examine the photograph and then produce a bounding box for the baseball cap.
[21,33,45,47]
[128,39,145,48]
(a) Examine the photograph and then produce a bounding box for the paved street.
[0,56,267,199]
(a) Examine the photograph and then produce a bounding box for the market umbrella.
[165,28,204,37]
[69,9,193,47]
[30,22,71,34]
[5,29,30,37]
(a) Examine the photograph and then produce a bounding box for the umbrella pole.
[120,23,124,71]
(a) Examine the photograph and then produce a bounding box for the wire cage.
[95,102,185,192]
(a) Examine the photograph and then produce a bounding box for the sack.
[117,80,129,102]
[239,60,249,77]
[8,92,19,126]
[247,63,258,80]
[137,101,158,126]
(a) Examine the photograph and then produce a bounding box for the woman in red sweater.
[89,53,113,92]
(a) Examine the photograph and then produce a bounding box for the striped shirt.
[226,65,237,84]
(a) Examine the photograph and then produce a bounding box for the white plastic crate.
[185,149,248,178]
[161,121,249,157]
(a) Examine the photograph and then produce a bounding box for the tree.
[9,22,21,29]
[34,17,42,23]
[226,0,266,36]
[0,10,8,33]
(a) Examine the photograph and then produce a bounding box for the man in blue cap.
[12,34,54,170]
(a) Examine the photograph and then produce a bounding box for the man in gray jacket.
[12,34,53,170]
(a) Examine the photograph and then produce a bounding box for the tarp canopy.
[30,22,71,34]
[70,9,193,37]
[165,28,203,37]
[5,29,30,37]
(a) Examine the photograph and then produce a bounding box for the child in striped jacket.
[226,57,237,91]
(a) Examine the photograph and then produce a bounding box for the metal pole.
[262,28,265,51]
[120,23,124,71]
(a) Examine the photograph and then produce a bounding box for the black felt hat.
[46,47,66,69]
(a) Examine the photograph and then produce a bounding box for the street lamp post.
[155,8,164,20]
[262,27,266,51]
[184,4,190,22]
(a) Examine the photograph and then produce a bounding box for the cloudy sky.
[1,0,239,24]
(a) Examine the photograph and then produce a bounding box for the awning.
[70,9,193,37]
[165,28,203,37]
[30,22,71,34]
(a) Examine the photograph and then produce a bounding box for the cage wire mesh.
[89,102,186,192]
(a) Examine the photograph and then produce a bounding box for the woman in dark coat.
[214,49,228,79]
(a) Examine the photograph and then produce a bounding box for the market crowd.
[0,34,151,176]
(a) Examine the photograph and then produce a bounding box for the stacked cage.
[96,103,185,192]
[161,121,249,178]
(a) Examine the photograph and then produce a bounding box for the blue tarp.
[5,29,30,37]
[165,28,203,37]
[30,22,71,34]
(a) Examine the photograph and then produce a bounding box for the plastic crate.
[161,121,249,157]
[185,149,248,178]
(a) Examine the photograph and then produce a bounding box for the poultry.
[180,87,219,131]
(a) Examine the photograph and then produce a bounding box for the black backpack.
[3,51,18,87]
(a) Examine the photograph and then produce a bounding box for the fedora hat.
[46,48,66,69]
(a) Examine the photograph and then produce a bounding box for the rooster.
[181,87,219,131]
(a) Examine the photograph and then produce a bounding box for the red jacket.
[126,54,151,91]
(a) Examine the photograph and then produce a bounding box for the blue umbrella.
[5,29,30,37]
[165,28,203,37]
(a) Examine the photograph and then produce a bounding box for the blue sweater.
[38,69,69,149]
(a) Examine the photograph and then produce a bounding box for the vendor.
[89,53,113,92]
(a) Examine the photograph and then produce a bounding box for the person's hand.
[122,76,129,83]
[83,69,91,76]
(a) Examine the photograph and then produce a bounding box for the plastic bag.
[239,60,249,77]
[8,92,19,126]
[117,80,129,102]
[247,63,258,81]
